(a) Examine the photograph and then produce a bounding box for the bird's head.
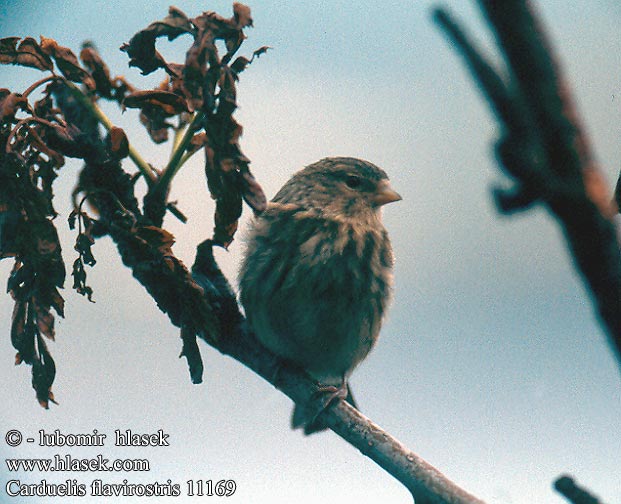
[273,157,401,219]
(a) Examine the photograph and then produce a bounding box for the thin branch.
[63,81,157,182]
[62,81,187,223]
[190,241,486,504]
[157,111,205,192]
[22,75,62,98]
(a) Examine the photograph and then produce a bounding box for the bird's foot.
[292,382,349,435]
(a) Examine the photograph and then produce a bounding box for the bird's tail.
[291,384,358,435]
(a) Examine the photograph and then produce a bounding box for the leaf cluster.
[0,3,267,405]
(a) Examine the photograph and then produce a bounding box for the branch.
[63,81,187,223]
[554,475,605,504]
[434,1,621,368]
[88,197,484,504]
[192,242,485,504]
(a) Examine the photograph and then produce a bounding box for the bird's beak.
[373,180,402,206]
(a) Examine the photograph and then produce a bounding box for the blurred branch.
[554,475,605,504]
[433,1,621,368]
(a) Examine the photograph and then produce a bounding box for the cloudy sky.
[1,1,620,503]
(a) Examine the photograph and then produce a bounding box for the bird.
[238,157,401,434]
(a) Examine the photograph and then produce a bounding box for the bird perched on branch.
[239,157,401,434]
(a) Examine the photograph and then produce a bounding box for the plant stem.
[156,111,205,193]
[22,75,61,98]
[63,81,158,184]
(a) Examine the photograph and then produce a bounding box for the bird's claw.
[293,382,349,434]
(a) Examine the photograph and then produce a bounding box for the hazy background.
[1,1,620,503]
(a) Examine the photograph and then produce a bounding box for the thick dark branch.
[554,475,605,504]
[435,2,621,366]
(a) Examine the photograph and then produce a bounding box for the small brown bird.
[239,157,401,433]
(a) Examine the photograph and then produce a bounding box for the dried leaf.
[0,204,23,258]
[180,325,204,384]
[107,127,129,159]
[34,300,55,340]
[136,225,175,256]
[80,41,113,98]
[139,109,171,143]
[187,132,208,156]
[120,6,193,76]
[75,233,96,266]
[233,3,253,28]
[10,300,27,354]
[123,90,189,115]
[33,90,56,120]
[240,168,267,213]
[71,257,94,302]
[213,195,242,249]
[0,89,29,123]
[39,36,95,89]
[32,335,56,409]
[49,288,65,317]
[0,37,53,71]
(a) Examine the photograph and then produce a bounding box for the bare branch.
[435,1,621,366]
[554,475,605,504]
[190,241,485,504]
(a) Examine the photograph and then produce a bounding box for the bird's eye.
[345,175,362,189]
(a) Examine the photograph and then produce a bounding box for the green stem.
[169,116,191,161]
[64,81,158,185]
[156,111,205,192]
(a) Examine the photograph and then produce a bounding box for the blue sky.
[1,1,620,503]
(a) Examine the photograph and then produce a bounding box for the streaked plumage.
[239,157,400,433]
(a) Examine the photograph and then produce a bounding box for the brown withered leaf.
[0,89,29,123]
[10,300,27,356]
[136,225,175,256]
[187,132,208,156]
[123,90,189,115]
[240,168,267,213]
[230,45,270,75]
[111,76,136,104]
[213,191,242,249]
[121,7,193,76]
[217,67,237,116]
[34,300,55,341]
[180,325,204,384]
[149,6,194,38]
[107,127,129,159]
[49,287,65,318]
[139,110,170,143]
[207,157,243,248]
[23,125,66,167]
[33,90,57,120]
[71,257,94,302]
[233,2,253,28]
[0,205,23,258]
[39,36,95,89]
[0,37,53,71]
[32,334,57,409]
[80,41,113,98]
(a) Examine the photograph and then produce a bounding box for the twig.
[63,81,187,223]
[157,111,205,192]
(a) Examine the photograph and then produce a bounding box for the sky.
[1,1,620,503]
